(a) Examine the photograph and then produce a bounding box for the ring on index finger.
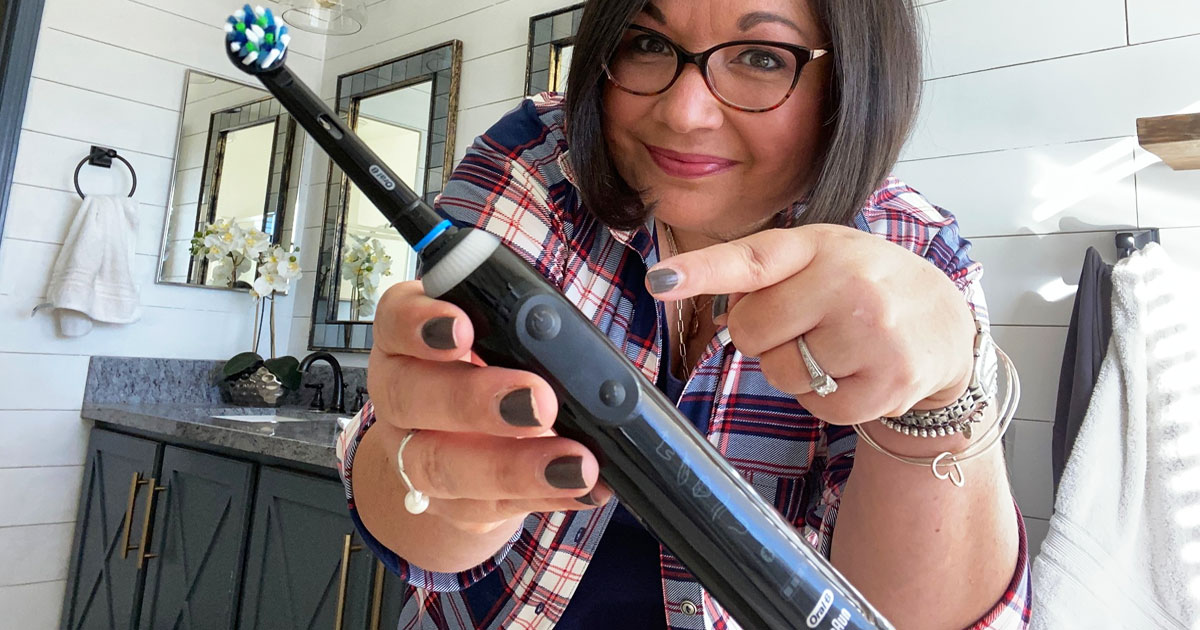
[797,335,838,397]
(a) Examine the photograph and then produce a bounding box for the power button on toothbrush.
[525,304,561,340]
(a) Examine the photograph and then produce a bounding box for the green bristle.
[265,32,275,45]
[245,41,259,53]
[235,22,246,33]
[256,14,267,27]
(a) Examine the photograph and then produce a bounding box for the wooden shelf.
[1137,112,1200,170]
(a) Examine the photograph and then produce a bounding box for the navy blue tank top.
[553,342,688,628]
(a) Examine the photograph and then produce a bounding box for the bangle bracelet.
[853,346,1020,487]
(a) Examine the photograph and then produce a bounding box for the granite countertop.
[82,403,352,469]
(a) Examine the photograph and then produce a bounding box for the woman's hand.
[366,281,612,536]
[646,224,977,426]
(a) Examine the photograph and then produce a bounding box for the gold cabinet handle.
[135,478,166,569]
[369,560,385,630]
[334,533,364,630]
[121,472,149,559]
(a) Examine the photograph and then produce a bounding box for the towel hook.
[73,145,137,199]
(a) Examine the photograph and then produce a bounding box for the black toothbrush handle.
[232,50,890,630]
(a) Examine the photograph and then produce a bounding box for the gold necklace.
[662,222,711,381]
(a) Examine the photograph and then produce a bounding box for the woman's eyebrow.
[640,3,666,23]
[738,11,812,40]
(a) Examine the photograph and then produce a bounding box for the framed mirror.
[525,4,583,96]
[157,70,305,290]
[309,41,462,351]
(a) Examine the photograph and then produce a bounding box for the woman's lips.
[645,144,738,179]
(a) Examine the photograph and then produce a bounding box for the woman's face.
[603,0,831,241]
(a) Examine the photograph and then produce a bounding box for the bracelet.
[853,345,1020,487]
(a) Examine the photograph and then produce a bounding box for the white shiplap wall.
[0,1,326,627]
[896,0,1200,553]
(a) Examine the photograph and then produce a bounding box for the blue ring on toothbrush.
[414,219,452,254]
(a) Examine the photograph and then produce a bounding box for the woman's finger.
[367,349,559,436]
[371,280,475,361]
[398,431,601,501]
[428,482,615,526]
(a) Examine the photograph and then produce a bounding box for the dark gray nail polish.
[499,388,540,427]
[545,456,587,489]
[421,317,457,349]
[576,491,598,506]
[646,268,679,294]
[711,294,729,322]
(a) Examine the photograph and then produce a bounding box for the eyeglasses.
[603,25,830,113]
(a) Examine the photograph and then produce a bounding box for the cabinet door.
[239,467,374,630]
[137,446,254,630]
[61,428,160,630]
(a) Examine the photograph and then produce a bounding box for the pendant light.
[279,0,367,36]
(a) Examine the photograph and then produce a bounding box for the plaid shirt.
[337,93,1031,630]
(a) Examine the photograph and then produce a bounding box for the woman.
[338,0,1031,628]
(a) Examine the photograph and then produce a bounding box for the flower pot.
[220,366,285,407]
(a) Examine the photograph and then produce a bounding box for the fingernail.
[421,317,457,349]
[576,491,598,506]
[711,294,729,323]
[499,388,540,427]
[646,267,679,294]
[545,456,587,489]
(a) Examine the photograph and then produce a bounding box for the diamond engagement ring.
[796,335,838,397]
[396,429,430,514]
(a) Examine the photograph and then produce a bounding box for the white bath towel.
[40,195,141,336]
[1031,243,1200,630]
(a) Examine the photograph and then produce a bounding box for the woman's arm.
[832,409,1020,630]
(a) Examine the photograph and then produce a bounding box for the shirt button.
[680,600,698,615]
[534,602,545,614]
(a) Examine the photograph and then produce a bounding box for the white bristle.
[233,8,245,20]
[249,24,264,40]
[230,41,242,52]
[262,48,281,68]
[242,50,259,66]
[280,33,291,48]
[254,5,265,17]
[224,22,234,33]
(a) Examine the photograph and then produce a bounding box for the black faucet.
[298,352,345,414]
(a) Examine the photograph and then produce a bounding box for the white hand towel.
[1031,243,1200,630]
[42,194,141,337]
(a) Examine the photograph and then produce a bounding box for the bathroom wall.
[893,0,1200,553]
[0,1,326,626]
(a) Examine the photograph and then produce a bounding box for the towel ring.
[73,145,137,199]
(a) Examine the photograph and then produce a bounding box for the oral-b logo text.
[369,165,396,190]
[830,609,851,630]
[806,590,834,628]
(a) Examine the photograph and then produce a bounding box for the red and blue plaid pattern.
[336,93,1031,630]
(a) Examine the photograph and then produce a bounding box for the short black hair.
[563,0,923,230]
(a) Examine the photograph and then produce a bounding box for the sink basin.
[212,411,354,428]
[211,412,316,422]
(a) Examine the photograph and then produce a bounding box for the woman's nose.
[654,63,725,134]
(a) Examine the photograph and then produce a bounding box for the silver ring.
[397,429,430,514]
[797,335,838,397]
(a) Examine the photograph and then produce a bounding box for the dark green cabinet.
[62,427,401,630]
[61,429,159,630]
[238,468,375,630]
[137,446,254,630]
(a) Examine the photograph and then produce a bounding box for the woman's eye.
[632,34,671,55]
[735,49,785,70]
